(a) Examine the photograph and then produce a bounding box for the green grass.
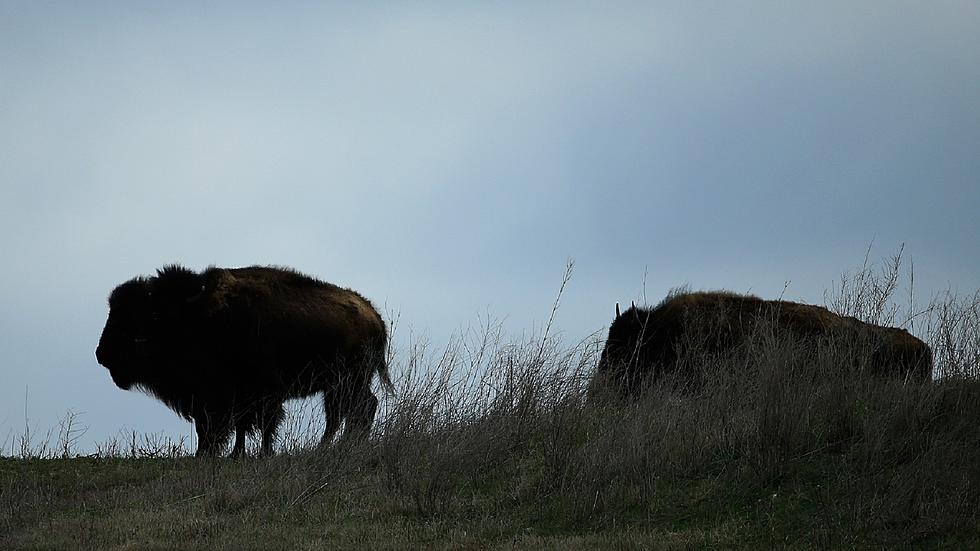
[4,367,979,549]
[3,254,978,549]
[2,420,978,551]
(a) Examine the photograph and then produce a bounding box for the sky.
[1,2,978,453]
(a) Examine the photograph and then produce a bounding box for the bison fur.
[96,264,392,457]
[595,291,933,399]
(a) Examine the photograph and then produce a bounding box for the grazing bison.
[595,291,932,399]
[95,264,392,457]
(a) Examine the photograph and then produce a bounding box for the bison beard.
[595,291,933,399]
[95,264,392,457]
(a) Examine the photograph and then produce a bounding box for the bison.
[95,264,392,457]
[595,291,933,399]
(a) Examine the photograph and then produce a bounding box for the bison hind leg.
[319,387,378,448]
[344,391,378,440]
[338,393,377,447]
[319,389,345,448]
[318,371,380,449]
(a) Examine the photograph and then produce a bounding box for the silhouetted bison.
[96,264,392,457]
[595,291,932,399]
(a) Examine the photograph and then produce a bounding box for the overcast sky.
[2,2,978,453]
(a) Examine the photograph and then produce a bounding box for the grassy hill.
[4,349,978,548]
[3,260,978,550]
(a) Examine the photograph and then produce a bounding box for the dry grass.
[2,252,979,549]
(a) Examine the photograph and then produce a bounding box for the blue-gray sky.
[1,2,978,452]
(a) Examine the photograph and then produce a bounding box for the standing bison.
[595,291,933,399]
[95,264,392,457]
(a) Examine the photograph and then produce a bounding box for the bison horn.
[615,302,621,317]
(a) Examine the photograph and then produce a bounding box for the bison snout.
[95,344,108,366]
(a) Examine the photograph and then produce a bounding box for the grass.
[2,252,979,549]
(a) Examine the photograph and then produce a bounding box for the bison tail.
[373,334,395,395]
[376,360,395,395]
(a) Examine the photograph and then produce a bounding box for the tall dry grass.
[366,251,979,541]
[3,251,979,547]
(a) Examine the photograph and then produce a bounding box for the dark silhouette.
[595,291,932,399]
[96,265,392,457]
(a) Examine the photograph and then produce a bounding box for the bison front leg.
[230,425,248,458]
[194,411,231,457]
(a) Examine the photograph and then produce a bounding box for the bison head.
[96,277,154,389]
[595,302,661,398]
[598,304,650,370]
[95,265,213,390]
